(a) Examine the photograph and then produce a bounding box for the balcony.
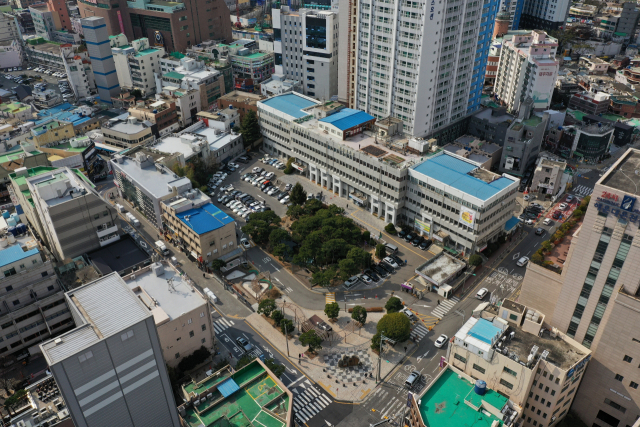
[99,232,120,247]
[97,224,119,238]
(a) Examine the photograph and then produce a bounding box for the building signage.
[415,218,431,234]
[459,206,476,228]
[594,191,640,223]
[430,0,435,19]
[407,392,413,408]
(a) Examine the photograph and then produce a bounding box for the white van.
[384,243,398,254]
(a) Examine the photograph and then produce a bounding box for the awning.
[504,216,521,232]
[217,378,240,397]
[401,283,413,290]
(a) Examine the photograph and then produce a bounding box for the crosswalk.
[430,296,460,318]
[212,317,235,334]
[291,380,332,423]
[571,185,593,197]
[369,389,409,421]
[410,323,429,343]
[325,292,336,304]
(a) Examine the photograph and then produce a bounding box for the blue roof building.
[176,203,235,235]
[259,93,320,119]
[319,109,376,135]
[0,245,40,270]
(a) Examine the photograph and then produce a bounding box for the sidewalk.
[246,299,416,402]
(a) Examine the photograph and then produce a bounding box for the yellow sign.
[415,219,431,234]
[459,206,476,227]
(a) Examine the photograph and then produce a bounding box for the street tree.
[239,110,260,147]
[375,243,386,259]
[299,330,323,353]
[280,318,294,335]
[338,258,358,280]
[265,358,285,378]
[290,182,307,205]
[324,302,340,320]
[351,305,367,326]
[211,259,227,271]
[258,298,276,317]
[271,309,284,324]
[385,296,403,313]
[377,313,411,343]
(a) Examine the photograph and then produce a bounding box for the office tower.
[520,0,570,30]
[46,0,71,31]
[494,30,559,113]
[498,0,524,30]
[518,148,640,427]
[26,167,121,261]
[337,0,358,106]
[272,7,338,101]
[81,17,120,105]
[40,272,181,427]
[351,0,498,136]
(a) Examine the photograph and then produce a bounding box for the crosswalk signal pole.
[377,331,386,383]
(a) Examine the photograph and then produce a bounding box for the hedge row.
[347,307,383,313]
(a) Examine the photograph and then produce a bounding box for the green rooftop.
[32,120,63,134]
[48,142,89,153]
[238,52,270,59]
[0,102,30,113]
[135,47,161,57]
[0,151,27,165]
[418,368,508,427]
[522,115,543,127]
[181,361,289,427]
[164,71,185,80]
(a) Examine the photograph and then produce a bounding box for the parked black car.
[391,254,405,266]
[364,269,380,281]
[398,230,408,239]
[405,233,414,242]
[378,262,395,274]
[419,240,432,250]
[411,236,422,247]
[373,264,388,278]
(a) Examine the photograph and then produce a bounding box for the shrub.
[348,307,383,313]
[280,318,294,335]
[370,332,381,351]
[271,310,284,324]
[362,230,371,242]
[265,288,282,300]
[385,296,403,313]
[375,243,386,259]
[385,223,397,235]
[468,254,482,266]
[351,305,367,325]
[177,346,210,372]
[258,299,276,317]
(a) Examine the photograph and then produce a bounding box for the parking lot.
[1,68,75,102]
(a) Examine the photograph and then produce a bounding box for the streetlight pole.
[283,298,290,356]
[377,331,386,383]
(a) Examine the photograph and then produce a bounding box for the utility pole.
[283,298,290,356]
[377,331,389,383]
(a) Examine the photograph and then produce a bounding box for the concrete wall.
[519,262,563,317]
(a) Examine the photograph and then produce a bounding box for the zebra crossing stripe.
[318,394,332,405]
[325,293,336,304]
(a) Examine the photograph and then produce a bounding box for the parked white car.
[280,195,290,204]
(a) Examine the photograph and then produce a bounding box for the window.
[472,364,485,374]
[631,381,639,389]
[188,318,192,324]
[175,353,180,359]
[604,398,627,413]
[12,300,19,306]
[200,312,205,318]
[623,355,633,363]
[201,338,206,344]
[78,350,93,363]
[509,314,518,320]
[5,286,12,292]
[201,324,206,331]
[454,353,467,363]
[189,331,194,338]
[120,330,134,341]
[503,366,518,377]
[499,379,513,389]
[615,374,624,382]
[47,285,54,291]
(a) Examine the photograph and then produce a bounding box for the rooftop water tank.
[474,380,487,396]
[1,210,9,219]
[7,226,15,236]
[7,218,16,227]
[7,234,15,244]
[10,213,19,224]
[16,224,27,235]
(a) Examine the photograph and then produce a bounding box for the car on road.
[236,337,253,352]
[400,308,416,321]
[434,334,448,348]
[383,256,399,269]
[543,218,553,226]
[559,203,568,210]
[535,227,544,235]
[476,288,489,300]
[566,195,574,202]
[517,256,529,267]
[344,276,359,288]
[240,238,250,249]
[552,211,562,219]
[525,219,534,226]
[405,371,421,388]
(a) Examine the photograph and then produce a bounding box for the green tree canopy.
[385,296,403,313]
[290,182,307,205]
[268,228,290,249]
[257,298,276,317]
[351,305,367,325]
[211,259,227,271]
[280,318,294,335]
[264,358,285,378]
[242,211,282,244]
[324,302,340,320]
[385,223,397,235]
[375,243,386,259]
[347,247,372,270]
[377,312,411,343]
[239,110,260,146]
[287,204,305,220]
[311,267,336,287]
[299,330,323,353]
[271,309,284,324]
[304,198,323,215]
[468,254,482,266]
[338,258,359,280]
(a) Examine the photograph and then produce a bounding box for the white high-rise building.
[272,7,339,101]
[352,0,499,137]
[520,0,571,31]
[494,30,559,113]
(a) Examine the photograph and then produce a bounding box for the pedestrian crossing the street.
[430,296,460,318]
[212,317,234,334]
[571,185,593,197]
[291,380,332,423]
[410,323,429,343]
[325,292,336,304]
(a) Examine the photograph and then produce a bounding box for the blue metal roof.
[468,319,502,344]
[261,93,318,119]
[504,216,520,232]
[412,153,514,201]
[217,378,240,398]
[319,109,375,131]
[176,203,234,235]
[0,245,39,269]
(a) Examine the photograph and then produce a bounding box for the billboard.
[415,218,431,234]
[459,206,476,228]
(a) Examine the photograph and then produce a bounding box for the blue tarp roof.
[0,245,39,269]
[176,203,234,235]
[35,103,92,127]
[468,319,502,344]
[261,93,318,119]
[217,378,240,398]
[504,216,520,232]
[320,109,375,131]
[412,153,514,201]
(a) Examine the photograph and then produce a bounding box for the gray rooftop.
[473,107,514,124]
[112,156,191,198]
[601,148,640,196]
[125,262,206,323]
[40,273,151,365]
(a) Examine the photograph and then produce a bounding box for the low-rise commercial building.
[27,167,121,261]
[196,107,239,132]
[7,375,71,427]
[0,101,33,121]
[111,150,192,228]
[568,91,611,116]
[24,38,65,72]
[217,90,265,121]
[560,121,615,162]
[26,119,75,147]
[40,272,182,427]
[531,158,566,197]
[448,300,591,427]
[161,190,236,262]
[128,99,179,137]
[261,74,303,97]
[112,36,165,97]
[156,86,202,128]
[101,113,155,150]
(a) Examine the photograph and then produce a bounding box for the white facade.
[61,45,96,100]
[29,5,56,41]
[272,8,338,101]
[495,30,559,113]
[113,37,165,96]
[521,0,571,30]
[352,0,498,136]
[156,87,202,128]
[261,74,302,97]
[0,41,22,69]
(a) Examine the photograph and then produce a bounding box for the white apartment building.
[60,44,95,100]
[351,0,499,137]
[494,30,559,114]
[112,37,165,96]
[156,86,202,128]
[0,12,23,65]
[29,4,56,42]
[272,7,338,101]
[520,0,571,31]
[449,300,591,427]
